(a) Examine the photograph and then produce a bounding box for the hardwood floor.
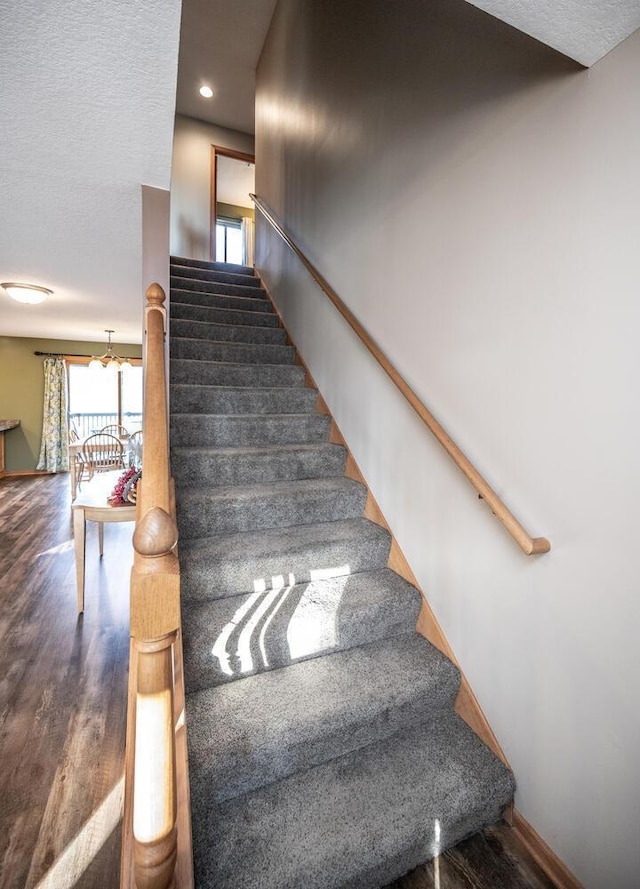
[385,823,556,889]
[0,473,131,889]
[0,473,557,889]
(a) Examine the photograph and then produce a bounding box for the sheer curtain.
[36,358,69,472]
[242,216,255,267]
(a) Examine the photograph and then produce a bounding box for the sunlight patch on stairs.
[287,566,350,660]
[237,585,283,673]
[210,565,352,674]
[259,579,295,667]
[212,592,262,676]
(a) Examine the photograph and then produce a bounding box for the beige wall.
[256,3,640,886]
[142,185,171,298]
[170,115,255,260]
[0,336,142,472]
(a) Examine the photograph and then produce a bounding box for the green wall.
[0,336,142,472]
[216,202,254,221]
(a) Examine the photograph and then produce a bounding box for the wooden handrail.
[122,284,183,889]
[251,194,550,556]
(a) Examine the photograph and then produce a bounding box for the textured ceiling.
[175,0,279,134]
[465,0,640,66]
[0,0,181,343]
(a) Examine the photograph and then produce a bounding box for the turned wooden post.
[129,284,182,889]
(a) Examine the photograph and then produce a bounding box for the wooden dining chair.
[100,423,129,437]
[81,433,124,479]
[127,429,143,468]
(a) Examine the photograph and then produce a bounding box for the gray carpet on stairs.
[170,256,515,889]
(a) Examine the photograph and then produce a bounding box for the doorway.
[210,145,256,265]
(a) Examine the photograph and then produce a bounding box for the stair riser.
[172,445,347,488]
[170,303,280,328]
[171,414,331,448]
[177,483,367,539]
[171,266,263,289]
[170,359,306,389]
[170,386,318,416]
[183,576,423,694]
[179,519,391,600]
[170,319,286,346]
[170,276,266,300]
[171,256,254,276]
[171,289,273,314]
[170,338,295,365]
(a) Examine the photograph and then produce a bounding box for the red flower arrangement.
[108,467,141,506]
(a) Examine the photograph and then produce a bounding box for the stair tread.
[170,384,318,416]
[171,410,330,421]
[172,441,342,457]
[172,441,346,486]
[171,288,273,312]
[170,357,302,373]
[171,255,255,276]
[181,515,388,556]
[171,336,288,350]
[177,476,364,499]
[182,568,423,692]
[191,712,515,889]
[171,337,295,365]
[170,276,267,297]
[171,382,309,391]
[179,517,391,600]
[171,265,262,287]
[170,318,282,335]
[170,320,286,346]
[186,634,458,800]
[170,302,280,326]
[171,412,331,449]
[176,476,367,539]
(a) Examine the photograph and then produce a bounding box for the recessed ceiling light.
[1,282,53,304]
[199,85,214,98]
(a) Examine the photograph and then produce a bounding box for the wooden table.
[72,471,136,613]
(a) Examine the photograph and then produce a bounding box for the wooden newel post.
[128,283,182,889]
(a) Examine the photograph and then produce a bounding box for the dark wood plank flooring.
[0,473,556,889]
[385,823,556,888]
[0,473,131,889]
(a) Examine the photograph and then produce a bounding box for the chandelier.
[89,330,132,374]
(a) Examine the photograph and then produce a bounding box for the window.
[216,217,243,264]
[68,362,143,438]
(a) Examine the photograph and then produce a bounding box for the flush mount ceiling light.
[199,85,214,98]
[89,329,132,374]
[2,282,53,304]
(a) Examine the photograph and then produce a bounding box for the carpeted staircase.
[169,255,515,889]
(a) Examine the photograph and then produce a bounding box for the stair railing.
[251,194,550,556]
[122,284,183,888]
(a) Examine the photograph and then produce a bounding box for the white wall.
[170,115,255,260]
[256,2,640,886]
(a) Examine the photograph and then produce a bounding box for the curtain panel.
[36,358,70,472]
[242,216,255,267]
